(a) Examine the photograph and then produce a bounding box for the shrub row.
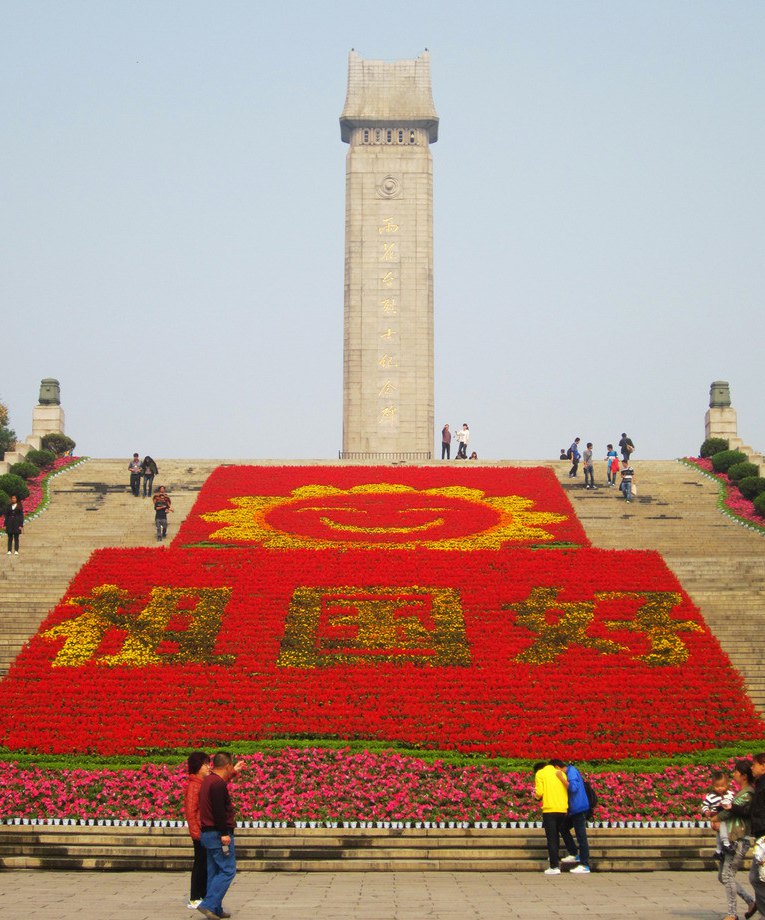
[699,438,765,517]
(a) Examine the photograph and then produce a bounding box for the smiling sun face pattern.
[180,466,588,550]
[199,483,569,550]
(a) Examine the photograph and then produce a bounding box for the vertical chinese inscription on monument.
[378,213,401,425]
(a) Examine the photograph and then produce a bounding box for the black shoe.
[745,903,758,919]
[197,907,222,920]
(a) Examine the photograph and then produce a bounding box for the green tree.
[0,399,17,458]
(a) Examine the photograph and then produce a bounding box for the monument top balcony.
[340,50,439,143]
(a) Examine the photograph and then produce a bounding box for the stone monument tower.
[339,50,438,460]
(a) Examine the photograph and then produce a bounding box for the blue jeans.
[561,810,590,868]
[583,466,594,487]
[199,830,236,916]
[621,479,632,500]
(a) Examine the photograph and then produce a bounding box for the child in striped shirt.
[701,770,735,858]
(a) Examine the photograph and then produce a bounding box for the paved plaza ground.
[0,869,740,920]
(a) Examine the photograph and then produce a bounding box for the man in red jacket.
[197,752,243,920]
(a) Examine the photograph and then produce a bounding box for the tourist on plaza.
[184,751,211,910]
[4,495,24,555]
[618,433,635,463]
[568,438,581,478]
[441,424,451,459]
[748,752,765,916]
[455,423,470,459]
[605,444,619,486]
[619,459,636,502]
[554,759,591,874]
[582,443,595,489]
[711,759,757,920]
[198,751,245,920]
[533,760,569,874]
[141,455,158,497]
[128,453,142,496]
[152,486,173,541]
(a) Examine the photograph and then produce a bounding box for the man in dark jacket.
[749,753,765,913]
[197,751,243,920]
[4,495,24,555]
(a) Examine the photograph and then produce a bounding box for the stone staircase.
[1,457,764,872]
[552,459,765,713]
[0,824,723,872]
[0,458,220,675]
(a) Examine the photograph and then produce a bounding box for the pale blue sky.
[2,1,763,460]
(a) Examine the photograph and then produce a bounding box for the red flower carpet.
[0,465,762,758]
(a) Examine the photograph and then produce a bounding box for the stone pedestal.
[704,406,739,444]
[28,405,66,451]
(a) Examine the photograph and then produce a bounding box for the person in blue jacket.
[552,758,591,873]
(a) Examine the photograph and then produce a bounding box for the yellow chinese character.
[379,405,398,422]
[277,586,470,667]
[381,271,395,287]
[381,242,397,261]
[43,584,234,667]
[378,354,398,368]
[600,591,701,666]
[505,587,625,664]
[380,298,397,314]
[379,380,398,397]
[378,217,399,234]
[380,327,397,340]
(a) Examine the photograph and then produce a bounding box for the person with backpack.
[553,759,592,874]
[568,438,581,478]
[618,433,635,463]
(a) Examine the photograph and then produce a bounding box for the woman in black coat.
[4,495,24,555]
[749,753,765,915]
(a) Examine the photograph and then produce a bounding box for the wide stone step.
[0,825,724,873]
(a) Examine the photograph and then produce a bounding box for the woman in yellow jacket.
[534,761,569,874]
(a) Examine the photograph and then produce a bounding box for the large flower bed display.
[1,465,762,763]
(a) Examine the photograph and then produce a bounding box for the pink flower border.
[0,748,759,826]
[680,457,765,535]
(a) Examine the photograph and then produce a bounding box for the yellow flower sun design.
[200,483,568,550]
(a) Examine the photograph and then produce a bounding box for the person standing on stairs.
[4,495,23,555]
[153,486,173,541]
[141,455,158,497]
[128,453,142,497]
